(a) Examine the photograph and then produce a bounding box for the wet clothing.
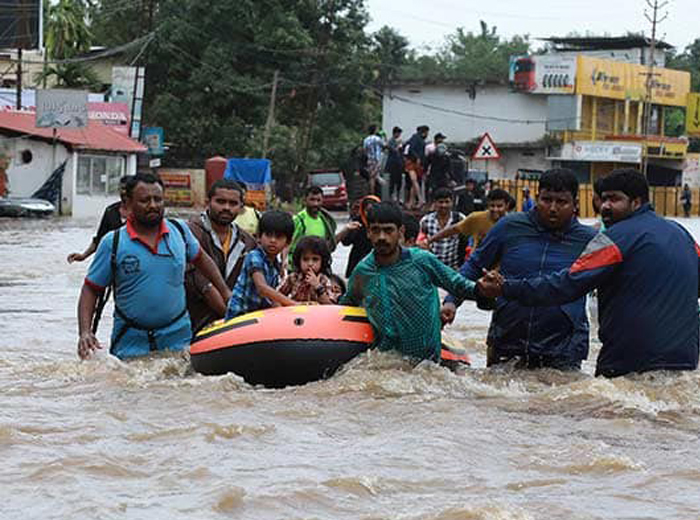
[420,211,465,270]
[279,272,340,303]
[341,216,372,278]
[453,210,498,250]
[85,218,201,359]
[185,212,257,333]
[225,246,281,319]
[446,210,597,368]
[502,204,700,377]
[92,201,125,246]
[341,247,477,361]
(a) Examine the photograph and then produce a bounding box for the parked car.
[0,197,55,217]
[307,169,348,210]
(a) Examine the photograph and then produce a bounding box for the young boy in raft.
[340,201,479,362]
[278,235,341,304]
[225,210,296,319]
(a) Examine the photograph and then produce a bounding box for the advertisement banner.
[572,141,642,163]
[576,56,690,106]
[36,89,88,128]
[159,171,193,206]
[509,55,576,94]
[142,127,164,155]
[686,93,700,136]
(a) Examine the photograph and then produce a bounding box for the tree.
[398,21,530,83]
[372,26,409,91]
[140,0,376,192]
[38,0,100,89]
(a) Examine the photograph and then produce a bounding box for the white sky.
[365,0,698,53]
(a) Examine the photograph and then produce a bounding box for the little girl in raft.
[279,235,341,304]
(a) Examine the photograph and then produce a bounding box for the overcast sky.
[365,0,698,53]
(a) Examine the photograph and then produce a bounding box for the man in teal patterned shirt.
[340,202,479,361]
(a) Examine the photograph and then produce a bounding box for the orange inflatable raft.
[190,305,470,387]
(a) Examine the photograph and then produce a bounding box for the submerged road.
[1,211,700,519]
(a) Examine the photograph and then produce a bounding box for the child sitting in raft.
[340,202,479,362]
[225,210,296,319]
[278,235,341,304]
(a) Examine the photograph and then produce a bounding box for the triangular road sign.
[472,133,500,160]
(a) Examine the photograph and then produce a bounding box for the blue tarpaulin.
[224,158,272,186]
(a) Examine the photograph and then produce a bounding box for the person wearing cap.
[521,186,534,212]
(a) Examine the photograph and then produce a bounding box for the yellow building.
[547,55,691,185]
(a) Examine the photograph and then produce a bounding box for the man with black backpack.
[77,173,230,360]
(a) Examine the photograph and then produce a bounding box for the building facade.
[0,111,145,217]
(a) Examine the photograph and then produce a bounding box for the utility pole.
[15,48,22,109]
[640,0,668,177]
[262,70,280,159]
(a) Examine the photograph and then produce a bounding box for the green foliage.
[664,107,685,137]
[85,3,532,199]
[400,21,530,83]
[39,0,98,89]
[667,39,700,92]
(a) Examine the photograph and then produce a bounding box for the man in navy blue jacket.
[443,169,597,369]
[479,169,700,377]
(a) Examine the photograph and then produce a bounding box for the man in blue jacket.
[479,168,700,377]
[442,169,597,369]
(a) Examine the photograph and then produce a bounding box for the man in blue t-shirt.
[77,173,231,360]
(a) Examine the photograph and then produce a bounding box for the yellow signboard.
[687,93,700,136]
[576,56,690,107]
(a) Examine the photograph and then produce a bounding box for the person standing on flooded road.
[479,168,700,378]
[77,173,231,360]
[185,179,257,334]
[340,201,479,362]
[443,169,597,370]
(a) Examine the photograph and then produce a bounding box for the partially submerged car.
[0,197,55,217]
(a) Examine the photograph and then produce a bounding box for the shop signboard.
[572,141,642,163]
[686,93,700,136]
[36,89,88,128]
[509,55,576,94]
[576,56,690,106]
[159,170,192,206]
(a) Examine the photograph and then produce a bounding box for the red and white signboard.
[472,133,500,160]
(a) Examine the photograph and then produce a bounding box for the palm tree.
[37,0,97,89]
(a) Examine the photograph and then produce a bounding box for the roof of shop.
[541,35,674,51]
[0,110,146,153]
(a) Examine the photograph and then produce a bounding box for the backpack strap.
[108,221,189,355]
[167,218,189,258]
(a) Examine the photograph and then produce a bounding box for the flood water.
[2,213,700,520]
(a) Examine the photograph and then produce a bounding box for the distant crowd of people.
[70,147,700,381]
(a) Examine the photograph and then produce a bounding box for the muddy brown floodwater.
[1,214,700,520]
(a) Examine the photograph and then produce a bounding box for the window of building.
[77,155,125,195]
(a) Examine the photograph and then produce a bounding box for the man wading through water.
[443,169,596,370]
[77,173,230,360]
[185,179,256,334]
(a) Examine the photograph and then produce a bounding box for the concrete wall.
[0,136,71,197]
[382,84,547,144]
[0,135,137,217]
